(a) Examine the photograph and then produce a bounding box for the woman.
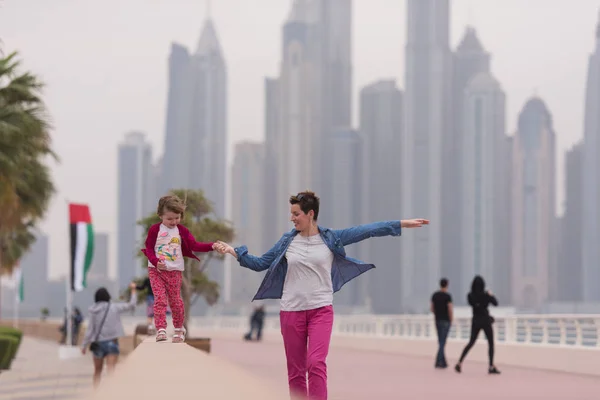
[214,191,428,399]
[81,283,138,387]
[454,275,501,374]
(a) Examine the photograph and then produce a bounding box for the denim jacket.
[234,220,402,301]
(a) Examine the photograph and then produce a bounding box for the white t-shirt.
[280,233,334,312]
[148,224,184,271]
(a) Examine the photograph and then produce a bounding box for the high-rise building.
[329,128,363,308]
[263,78,281,245]
[274,0,353,232]
[511,97,556,309]
[117,132,153,291]
[359,80,403,314]
[230,141,265,304]
[582,11,600,302]
[160,19,227,218]
[402,0,452,311]
[161,43,191,195]
[444,27,491,303]
[461,72,510,299]
[557,143,583,302]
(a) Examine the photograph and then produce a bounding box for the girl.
[214,191,428,399]
[141,194,217,343]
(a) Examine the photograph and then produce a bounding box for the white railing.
[182,314,600,349]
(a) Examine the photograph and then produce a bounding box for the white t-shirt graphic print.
[148,224,184,271]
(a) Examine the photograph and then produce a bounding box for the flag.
[13,265,23,303]
[69,203,94,291]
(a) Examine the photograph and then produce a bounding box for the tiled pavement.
[0,337,94,400]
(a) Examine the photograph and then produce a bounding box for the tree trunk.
[0,245,3,321]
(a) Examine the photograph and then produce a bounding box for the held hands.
[401,219,430,228]
[213,241,235,257]
[157,259,167,270]
[129,282,137,292]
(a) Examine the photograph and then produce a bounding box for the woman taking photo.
[455,275,501,374]
[214,191,429,399]
[81,283,138,386]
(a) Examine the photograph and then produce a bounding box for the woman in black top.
[455,275,500,374]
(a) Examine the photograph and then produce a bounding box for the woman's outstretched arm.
[332,219,429,247]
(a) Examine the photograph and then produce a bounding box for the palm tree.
[136,189,234,333]
[0,50,57,315]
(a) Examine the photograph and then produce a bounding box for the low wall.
[80,338,286,399]
[0,320,135,356]
[205,329,600,377]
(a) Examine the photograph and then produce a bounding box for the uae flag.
[69,203,94,291]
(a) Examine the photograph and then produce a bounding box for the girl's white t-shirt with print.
[148,224,184,271]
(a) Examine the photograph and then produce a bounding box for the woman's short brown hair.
[157,195,186,216]
[289,190,320,220]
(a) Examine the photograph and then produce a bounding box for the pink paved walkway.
[211,338,600,400]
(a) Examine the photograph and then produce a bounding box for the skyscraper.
[329,128,363,308]
[230,141,265,304]
[511,98,556,309]
[557,143,583,302]
[359,79,403,314]
[117,132,153,291]
[444,27,491,302]
[274,0,353,232]
[582,11,600,302]
[402,0,452,311]
[160,18,227,218]
[461,72,509,297]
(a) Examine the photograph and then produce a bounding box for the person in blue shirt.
[214,190,428,400]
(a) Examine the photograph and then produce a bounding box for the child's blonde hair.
[157,195,186,217]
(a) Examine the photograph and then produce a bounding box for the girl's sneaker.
[156,328,167,342]
[172,327,186,343]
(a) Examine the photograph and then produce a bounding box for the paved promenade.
[210,336,600,400]
[2,334,599,399]
[0,337,93,400]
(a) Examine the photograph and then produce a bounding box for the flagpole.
[65,199,73,347]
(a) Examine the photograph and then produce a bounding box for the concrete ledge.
[80,338,286,399]
[0,320,135,356]
[202,329,600,377]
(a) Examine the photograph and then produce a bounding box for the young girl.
[141,195,217,342]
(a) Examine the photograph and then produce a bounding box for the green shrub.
[0,327,22,344]
[0,335,18,370]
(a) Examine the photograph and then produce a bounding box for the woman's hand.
[401,219,430,228]
[129,282,137,292]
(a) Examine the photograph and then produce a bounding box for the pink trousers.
[148,268,184,330]
[280,305,334,400]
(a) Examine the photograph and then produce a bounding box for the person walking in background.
[244,305,266,341]
[455,275,501,375]
[430,278,453,369]
[214,191,429,400]
[81,284,138,387]
[136,276,156,334]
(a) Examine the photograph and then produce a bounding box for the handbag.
[89,302,110,352]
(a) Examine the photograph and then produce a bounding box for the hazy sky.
[1,0,598,279]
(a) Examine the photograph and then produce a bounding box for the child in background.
[141,195,217,342]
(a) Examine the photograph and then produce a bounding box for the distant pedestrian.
[430,278,453,369]
[455,275,500,374]
[81,284,138,387]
